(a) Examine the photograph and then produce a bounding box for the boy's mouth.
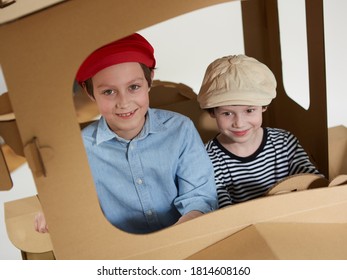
[232,129,248,137]
[116,109,137,118]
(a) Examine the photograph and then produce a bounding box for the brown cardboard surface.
[1,144,26,172]
[266,174,329,195]
[0,144,12,190]
[0,119,24,156]
[5,183,347,259]
[0,93,13,116]
[187,223,347,260]
[328,126,347,180]
[0,0,65,24]
[22,251,55,260]
[150,80,197,107]
[0,93,24,156]
[186,225,278,260]
[1,0,346,260]
[255,223,347,260]
[329,174,347,187]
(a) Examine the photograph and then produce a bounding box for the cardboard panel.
[0,93,24,156]
[187,223,347,260]
[186,225,278,260]
[329,175,347,187]
[241,0,329,177]
[0,144,12,190]
[266,174,329,195]
[5,184,347,259]
[0,93,13,115]
[328,126,347,180]
[0,119,23,156]
[0,0,64,24]
[1,144,26,172]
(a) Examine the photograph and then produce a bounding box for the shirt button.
[147,210,153,216]
[137,178,143,185]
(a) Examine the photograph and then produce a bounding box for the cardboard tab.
[266,173,329,195]
[0,144,12,190]
[23,138,54,177]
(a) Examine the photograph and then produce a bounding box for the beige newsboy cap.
[197,55,277,109]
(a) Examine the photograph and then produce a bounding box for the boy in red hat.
[35,33,217,234]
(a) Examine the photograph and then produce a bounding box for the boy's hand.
[175,210,203,225]
[34,212,49,233]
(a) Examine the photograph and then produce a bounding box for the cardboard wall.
[5,183,347,259]
[328,125,347,180]
[0,145,12,190]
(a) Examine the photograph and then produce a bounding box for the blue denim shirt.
[82,108,217,234]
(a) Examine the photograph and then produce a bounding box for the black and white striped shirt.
[205,127,320,208]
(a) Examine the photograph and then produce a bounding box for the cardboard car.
[1,0,346,259]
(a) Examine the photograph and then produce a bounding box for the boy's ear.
[262,106,268,112]
[82,82,95,101]
[208,109,216,118]
[148,70,155,92]
[150,70,154,88]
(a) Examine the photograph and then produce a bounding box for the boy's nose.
[232,114,244,128]
[116,92,129,108]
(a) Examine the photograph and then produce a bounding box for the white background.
[1,0,346,260]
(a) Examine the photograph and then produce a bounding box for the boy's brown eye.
[129,85,140,91]
[103,89,114,95]
[247,108,255,113]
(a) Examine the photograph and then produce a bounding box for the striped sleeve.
[284,131,321,175]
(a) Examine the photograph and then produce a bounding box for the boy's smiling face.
[211,105,266,145]
[91,62,151,140]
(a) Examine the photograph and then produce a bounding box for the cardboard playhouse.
[0,0,347,260]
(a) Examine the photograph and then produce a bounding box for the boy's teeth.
[119,112,132,117]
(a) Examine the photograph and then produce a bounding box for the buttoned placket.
[127,140,159,227]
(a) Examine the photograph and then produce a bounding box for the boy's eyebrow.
[96,77,145,89]
[96,83,114,89]
[127,77,145,84]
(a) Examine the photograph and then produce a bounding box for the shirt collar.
[95,108,166,145]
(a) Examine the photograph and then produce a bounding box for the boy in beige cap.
[198,55,321,208]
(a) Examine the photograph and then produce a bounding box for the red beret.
[76,33,156,83]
